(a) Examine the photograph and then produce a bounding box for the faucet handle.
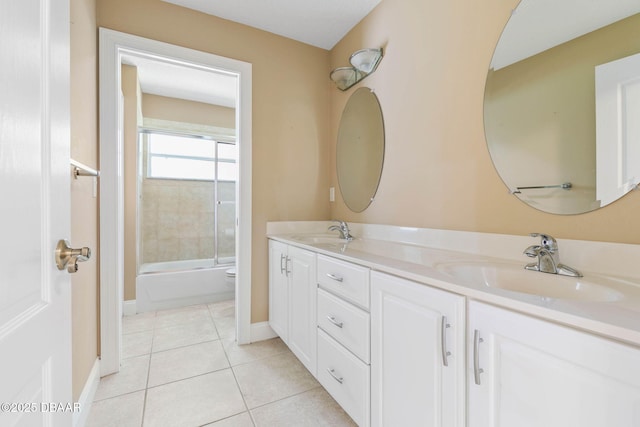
[529,233,558,252]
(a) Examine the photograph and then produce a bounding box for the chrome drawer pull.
[280,254,286,274]
[441,315,451,367]
[327,368,343,384]
[327,315,344,328]
[326,273,344,282]
[473,329,484,385]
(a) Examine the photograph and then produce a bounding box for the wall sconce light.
[330,48,383,91]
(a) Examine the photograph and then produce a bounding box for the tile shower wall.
[141,179,235,264]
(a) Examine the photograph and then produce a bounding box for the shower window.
[139,130,237,271]
[147,133,236,181]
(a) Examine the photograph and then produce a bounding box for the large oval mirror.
[337,87,385,212]
[484,0,640,214]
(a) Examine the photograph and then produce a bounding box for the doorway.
[99,28,252,376]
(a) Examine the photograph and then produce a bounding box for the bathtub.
[136,258,235,313]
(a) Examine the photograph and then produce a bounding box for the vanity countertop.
[268,232,640,348]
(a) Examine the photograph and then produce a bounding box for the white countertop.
[268,225,640,348]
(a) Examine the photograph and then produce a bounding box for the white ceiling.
[161,0,381,50]
[126,0,381,106]
[491,0,640,70]
[122,54,238,108]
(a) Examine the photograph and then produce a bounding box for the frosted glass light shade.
[330,67,362,91]
[330,47,383,91]
[349,48,383,73]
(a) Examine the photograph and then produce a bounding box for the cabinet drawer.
[317,288,370,363]
[317,254,369,309]
[318,329,370,427]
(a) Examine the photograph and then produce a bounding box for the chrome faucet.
[524,233,582,277]
[328,220,353,241]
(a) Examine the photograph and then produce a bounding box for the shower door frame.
[137,130,237,270]
[99,28,253,376]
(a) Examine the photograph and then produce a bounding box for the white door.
[288,246,317,376]
[595,52,640,206]
[469,301,640,427]
[370,272,466,427]
[0,0,72,426]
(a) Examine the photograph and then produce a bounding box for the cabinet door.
[268,240,289,343]
[469,301,640,427]
[288,246,317,376]
[371,272,465,427]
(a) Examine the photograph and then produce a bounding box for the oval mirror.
[337,87,385,212]
[484,0,640,214]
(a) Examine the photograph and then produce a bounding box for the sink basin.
[287,234,349,246]
[435,261,626,302]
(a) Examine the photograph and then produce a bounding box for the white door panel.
[595,52,640,206]
[469,301,640,427]
[0,0,72,425]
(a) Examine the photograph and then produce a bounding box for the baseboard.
[250,321,278,342]
[73,358,100,427]
[123,300,137,316]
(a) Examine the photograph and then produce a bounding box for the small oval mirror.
[337,87,385,213]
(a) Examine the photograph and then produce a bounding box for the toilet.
[225,268,236,289]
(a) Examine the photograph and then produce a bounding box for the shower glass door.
[139,130,236,272]
[214,142,236,265]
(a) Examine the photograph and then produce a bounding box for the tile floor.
[87,300,356,427]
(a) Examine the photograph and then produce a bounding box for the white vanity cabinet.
[268,240,289,342]
[268,240,317,376]
[316,254,371,427]
[370,272,466,427]
[468,301,640,427]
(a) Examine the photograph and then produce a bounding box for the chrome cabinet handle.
[473,329,484,385]
[280,254,286,274]
[285,256,291,276]
[326,273,343,282]
[441,315,451,367]
[327,368,343,384]
[327,315,344,328]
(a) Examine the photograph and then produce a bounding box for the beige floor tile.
[123,311,157,334]
[154,304,213,329]
[148,340,230,387]
[152,319,218,353]
[86,391,145,427]
[94,355,150,401]
[223,336,289,367]
[208,299,235,319]
[143,370,246,427]
[204,412,254,427]
[213,315,236,340]
[122,330,153,359]
[233,351,320,409]
[251,387,356,427]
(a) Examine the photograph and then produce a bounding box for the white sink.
[435,261,626,302]
[287,234,349,246]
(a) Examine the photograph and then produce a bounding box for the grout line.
[228,362,254,426]
[139,309,157,427]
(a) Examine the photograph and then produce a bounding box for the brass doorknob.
[55,240,91,273]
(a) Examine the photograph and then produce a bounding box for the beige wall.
[329,0,640,244]
[98,0,331,322]
[142,94,235,129]
[70,0,99,401]
[122,65,140,301]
